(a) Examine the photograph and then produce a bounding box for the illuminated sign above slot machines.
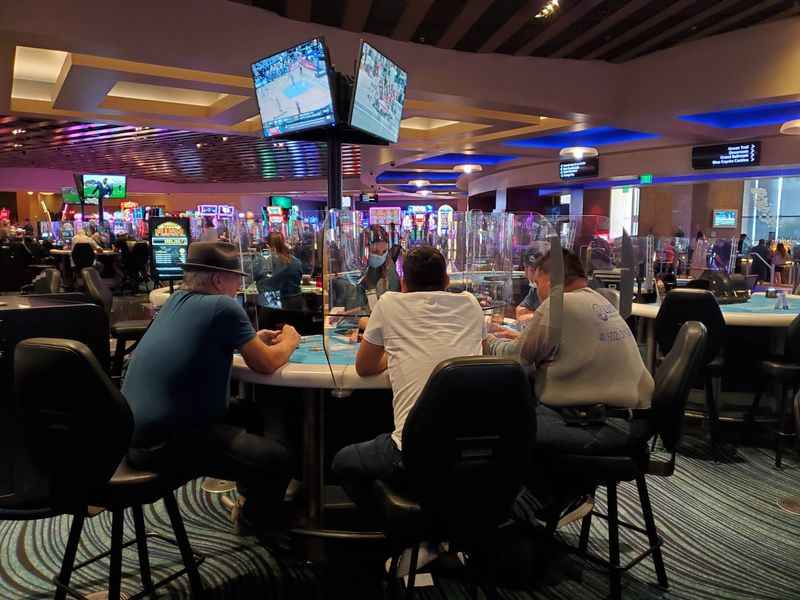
[198,204,218,216]
[218,205,235,218]
[559,157,599,180]
[692,142,760,169]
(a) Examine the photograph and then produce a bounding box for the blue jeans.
[331,433,404,512]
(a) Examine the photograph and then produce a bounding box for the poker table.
[232,333,390,546]
[634,292,800,372]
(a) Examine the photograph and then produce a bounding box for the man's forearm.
[483,334,520,357]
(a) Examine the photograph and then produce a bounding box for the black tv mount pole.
[274,70,389,210]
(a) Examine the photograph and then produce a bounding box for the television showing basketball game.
[350,41,408,143]
[251,38,336,138]
[82,174,127,200]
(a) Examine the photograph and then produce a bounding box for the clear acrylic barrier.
[689,236,736,276]
[654,237,690,277]
[321,209,517,391]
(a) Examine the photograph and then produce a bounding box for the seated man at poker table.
[485,248,654,523]
[123,241,301,532]
[332,246,486,506]
[516,247,542,322]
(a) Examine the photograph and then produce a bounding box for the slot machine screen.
[149,217,190,281]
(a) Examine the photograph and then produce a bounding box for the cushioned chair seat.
[545,449,650,482]
[91,459,187,508]
[371,480,431,540]
[759,360,800,380]
[110,320,150,340]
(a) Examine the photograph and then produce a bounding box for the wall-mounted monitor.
[360,193,378,204]
[149,217,190,281]
[251,38,336,139]
[692,142,760,170]
[270,195,293,209]
[712,209,737,228]
[82,174,126,201]
[559,157,599,180]
[61,187,81,204]
[349,41,408,143]
[341,196,352,209]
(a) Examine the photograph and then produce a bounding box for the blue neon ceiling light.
[504,127,658,149]
[395,184,460,192]
[409,153,519,167]
[376,170,459,183]
[679,101,800,129]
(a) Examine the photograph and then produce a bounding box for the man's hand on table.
[280,324,301,350]
[257,329,282,345]
[241,324,301,375]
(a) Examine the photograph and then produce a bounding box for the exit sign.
[639,173,654,184]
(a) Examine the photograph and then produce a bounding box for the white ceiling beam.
[615,0,746,62]
[392,0,436,41]
[551,0,654,59]
[437,0,492,49]
[514,0,606,56]
[583,0,695,60]
[342,0,373,32]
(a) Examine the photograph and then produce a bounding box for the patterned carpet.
[0,434,798,600]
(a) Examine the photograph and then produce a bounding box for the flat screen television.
[712,209,737,228]
[82,174,126,201]
[251,38,336,139]
[61,187,81,204]
[270,195,293,209]
[350,41,408,143]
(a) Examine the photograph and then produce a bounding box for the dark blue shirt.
[519,286,540,311]
[122,290,256,446]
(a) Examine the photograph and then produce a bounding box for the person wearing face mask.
[357,225,401,309]
[123,242,301,533]
[516,248,542,321]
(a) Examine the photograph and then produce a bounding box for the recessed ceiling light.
[535,0,559,19]
[409,179,430,188]
[221,136,229,142]
[13,143,22,149]
[12,128,26,135]
[453,164,483,174]
[780,119,800,135]
[196,142,203,149]
[26,191,33,195]
[559,146,598,160]
[419,189,431,196]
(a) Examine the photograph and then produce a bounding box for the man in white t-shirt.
[332,246,486,498]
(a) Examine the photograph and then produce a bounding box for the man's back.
[122,290,255,446]
[522,287,653,409]
[363,291,485,448]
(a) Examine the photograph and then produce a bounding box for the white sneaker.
[385,542,440,577]
[557,496,594,529]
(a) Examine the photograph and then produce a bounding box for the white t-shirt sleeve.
[362,298,386,347]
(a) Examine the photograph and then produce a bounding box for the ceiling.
[229,0,800,62]
[0,115,361,184]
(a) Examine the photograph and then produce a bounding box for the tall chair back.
[81,266,113,321]
[13,338,132,512]
[655,288,724,366]
[32,268,62,294]
[131,241,150,271]
[401,357,532,541]
[651,321,708,453]
[71,243,95,270]
[784,313,800,364]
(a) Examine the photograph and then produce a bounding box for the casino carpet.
[1,434,798,600]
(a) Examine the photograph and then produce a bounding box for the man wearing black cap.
[123,241,301,531]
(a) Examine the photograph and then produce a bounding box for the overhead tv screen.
[251,38,336,138]
[712,209,737,228]
[350,41,408,143]
[82,174,126,200]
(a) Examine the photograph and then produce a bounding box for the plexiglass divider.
[322,209,521,393]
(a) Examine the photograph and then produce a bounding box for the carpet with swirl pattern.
[0,433,798,599]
